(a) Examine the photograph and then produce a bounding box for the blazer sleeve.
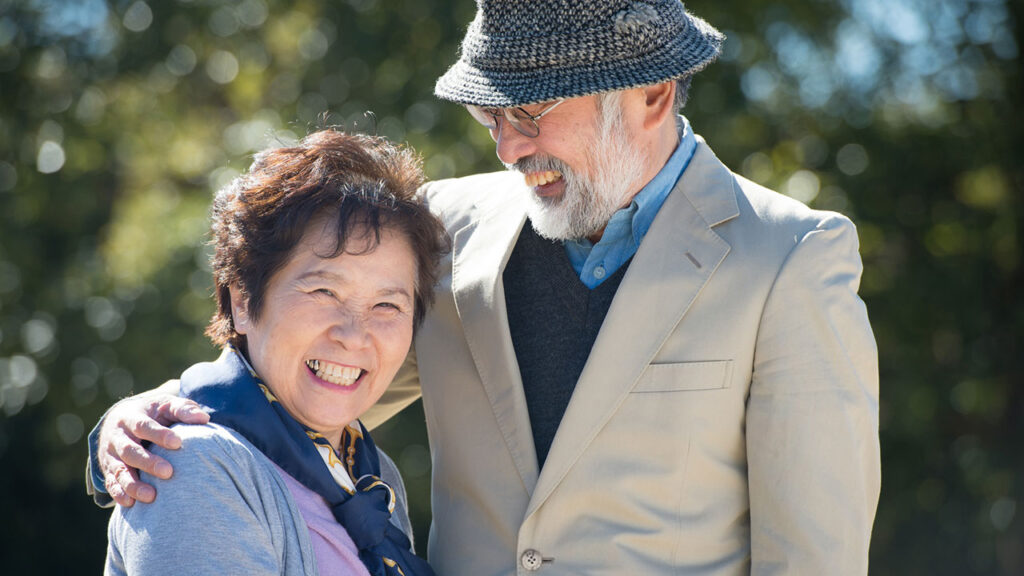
[105,425,299,576]
[747,214,881,575]
[360,345,423,431]
[85,406,114,507]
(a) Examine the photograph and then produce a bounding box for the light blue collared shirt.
[565,116,697,288]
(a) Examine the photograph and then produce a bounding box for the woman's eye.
[375,302,400,311]
[313,288,335,297]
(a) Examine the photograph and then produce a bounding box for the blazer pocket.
[633,360,734,393]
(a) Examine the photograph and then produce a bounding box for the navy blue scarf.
[180,347,435,576]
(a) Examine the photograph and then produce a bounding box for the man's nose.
[494,121,537,166]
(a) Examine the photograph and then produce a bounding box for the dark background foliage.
[0,0,1020,573]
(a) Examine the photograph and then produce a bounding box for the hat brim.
[434,14,724,108]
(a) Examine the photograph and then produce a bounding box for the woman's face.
[231,218,417,447]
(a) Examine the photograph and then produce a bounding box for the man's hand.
[97,381,209,507]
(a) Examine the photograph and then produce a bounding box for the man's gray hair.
[674,76,692,110]
[597,76,692,115]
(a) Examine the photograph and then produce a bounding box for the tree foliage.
[0,0,1020,573]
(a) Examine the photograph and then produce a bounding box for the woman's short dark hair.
[205,129,449,349]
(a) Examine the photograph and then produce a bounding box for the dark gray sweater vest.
[502,222,630,468]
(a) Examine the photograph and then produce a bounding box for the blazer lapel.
[451,196,541,494]
[527,141,741,514]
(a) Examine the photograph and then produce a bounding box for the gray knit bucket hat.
[434,0,725,108]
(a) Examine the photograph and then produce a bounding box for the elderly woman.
[104,130,444,576]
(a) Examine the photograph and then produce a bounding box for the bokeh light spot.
[956,165,1009,211]
[206,50,239,84]
[8,355,38,388]
[166,44,197,76]
[209,6,241,37]
[75,87,108,125]
[123,1,153,33]
[56,413,86,445]
[237,0,269,28]
[741,64,779,102]
[405,101,438,134]
[21,315,57,355]
[990,498,1017,532]
[785,170,821,204]
[742,151,774,184]
[37,141,66,174]
[298,28,329,61]
[35,46,67,80]
[836,143,869,175]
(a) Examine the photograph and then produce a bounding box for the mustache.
[506,155,570,175]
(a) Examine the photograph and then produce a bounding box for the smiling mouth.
[523,170,562,187]
[305,359,364,387]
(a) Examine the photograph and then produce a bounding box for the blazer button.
[520,549,543,571]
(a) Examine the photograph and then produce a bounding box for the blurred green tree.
[0,0,1019,573]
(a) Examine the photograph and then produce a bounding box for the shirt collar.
[567,115,697,252]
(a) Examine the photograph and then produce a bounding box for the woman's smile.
[305,358,366,390]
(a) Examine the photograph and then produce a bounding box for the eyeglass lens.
[467,107,539,137]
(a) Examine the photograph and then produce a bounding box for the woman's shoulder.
[107,426,315,575]
[146,423,278,486]
[118,422,300,535]
[157,421,252,454]
[165,421,253,449]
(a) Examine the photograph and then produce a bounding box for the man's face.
[485,93,645,241]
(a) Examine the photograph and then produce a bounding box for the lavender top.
[105,423,414,576]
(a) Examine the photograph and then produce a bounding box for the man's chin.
[528,207,596,242]
[522,181,607,241]
[527,208,573,241]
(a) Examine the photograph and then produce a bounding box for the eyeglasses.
[465,99,566,138]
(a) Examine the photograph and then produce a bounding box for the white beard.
[510,95,645,242]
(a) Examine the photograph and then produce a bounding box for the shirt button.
[593,265,607,279]
[520,549,543,571]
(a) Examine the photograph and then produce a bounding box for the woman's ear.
[228,285,251,335]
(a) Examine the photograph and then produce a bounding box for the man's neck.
[638,115,682,198]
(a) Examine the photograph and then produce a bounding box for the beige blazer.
[366,139,880,575]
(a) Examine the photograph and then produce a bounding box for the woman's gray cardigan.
[105,422,413,575]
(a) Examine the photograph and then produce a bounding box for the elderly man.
[90,0,880,574]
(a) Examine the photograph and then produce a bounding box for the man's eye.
[313,288,335,297]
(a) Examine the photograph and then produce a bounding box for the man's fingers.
[94,391,193,503]
[116,466,156,504]
[105,473,135,508]
[100,427,166,505]
[117,440,174,480]
[130,416,183,450]
[159,397,210,426]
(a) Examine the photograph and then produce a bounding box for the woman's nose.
[328,313,371,348]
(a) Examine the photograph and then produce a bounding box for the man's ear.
[640,81,676,131]
[228,285,251,335]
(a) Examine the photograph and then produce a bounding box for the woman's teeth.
[306,359,361,387]
[524,170,562,187]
